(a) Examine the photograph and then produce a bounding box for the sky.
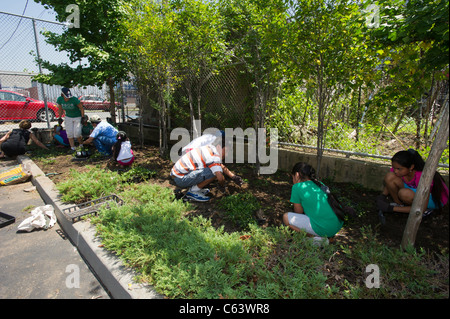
[0,0,57,22]
[0,0,69,74]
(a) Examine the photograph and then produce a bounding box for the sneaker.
[199,188,210,195]
[423,209,434,218]
[186,190,210,202]
[311,237,329,247]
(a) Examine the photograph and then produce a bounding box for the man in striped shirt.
[171,135,242,202]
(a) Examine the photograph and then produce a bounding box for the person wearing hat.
[56,88,85,152]
[81,115,118,156]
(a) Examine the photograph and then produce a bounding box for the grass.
[218,192,261,230]
[55,167,448,299]
[91,183,334,298]
[56,165,157,203]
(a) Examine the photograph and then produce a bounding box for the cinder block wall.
[118,123,449,191]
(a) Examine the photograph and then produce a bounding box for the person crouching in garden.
[0,120,49,158]
[283,162,350,246]
[376,149,449,218]
[52,118,69,147]
[81,115,94,141]
[81,115,118,156]
[171,135,243,202]
[112,131,135,166]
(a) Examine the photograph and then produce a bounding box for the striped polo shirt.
[171,145,223,178]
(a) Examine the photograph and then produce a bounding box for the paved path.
[0,159,110,299]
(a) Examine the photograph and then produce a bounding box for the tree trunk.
[401,99,449,249]
[186,84,198,139]
[107,78,116,124]
[158,88,168,157]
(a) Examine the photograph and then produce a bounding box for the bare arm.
[57,104,64,118]
[77,103,84,117]
[293,203,304,214]
[0,130,12,143]
[30,133,49,150]
[215,171,225,185]
[82,137,94,145]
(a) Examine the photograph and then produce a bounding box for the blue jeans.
[173,168,215,189]
[94,136,117,155]
[403,183,440,210]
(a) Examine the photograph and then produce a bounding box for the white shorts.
[65,116,82,139]
[286,212,319,236]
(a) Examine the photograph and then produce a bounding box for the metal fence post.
[32,18,50,129]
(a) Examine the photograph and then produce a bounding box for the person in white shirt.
[171,135,242,202]
[181,130,224,155]
[112,131,135,166]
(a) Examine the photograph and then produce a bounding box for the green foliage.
[266,89,308,143]
[335,227,449,298]
[91,184,335,298]
[33,0,130,87]
[120,166,157,183]
[89,183,448,299]
[55,164,157,203]
[56,167,123,203]
[54,165,447,299]
[369,0,449,72]
[218,192,261,229]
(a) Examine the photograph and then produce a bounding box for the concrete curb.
[17,155,163,299]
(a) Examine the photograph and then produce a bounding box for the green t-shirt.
[290,180,343,237]
[81,122,94,137]
[56,96,82,118]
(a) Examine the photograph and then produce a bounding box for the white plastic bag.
[17,205,56,232]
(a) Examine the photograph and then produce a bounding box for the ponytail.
[292,162,356,221]
[113,131,128,160]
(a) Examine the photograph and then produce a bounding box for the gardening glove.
[231,175,243,186]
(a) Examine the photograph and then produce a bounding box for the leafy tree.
[171,0,229,138]
[33,0,130,123]
[365,0,449,148]
[123,0,176,154]
[370,0,449,72]
[219,0,288,174]
[363,0,449,249]
[284,0,369,175]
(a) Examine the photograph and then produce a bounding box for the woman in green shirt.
[56,88,85,152]
[282,162,344,245]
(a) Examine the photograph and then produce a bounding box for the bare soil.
[32,144,449,257]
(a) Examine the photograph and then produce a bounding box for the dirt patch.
[32,144,449,256]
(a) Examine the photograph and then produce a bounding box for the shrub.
[218,192,261,229]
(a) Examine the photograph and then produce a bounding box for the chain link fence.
[0,11,137,136]
[138,62,449,169]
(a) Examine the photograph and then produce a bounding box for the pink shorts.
[118,156,135,166]
[117,150,135,166]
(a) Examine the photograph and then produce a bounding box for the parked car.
[0,90,60,122]
[79,95,120,111]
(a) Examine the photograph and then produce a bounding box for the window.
[12,93,27,102]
